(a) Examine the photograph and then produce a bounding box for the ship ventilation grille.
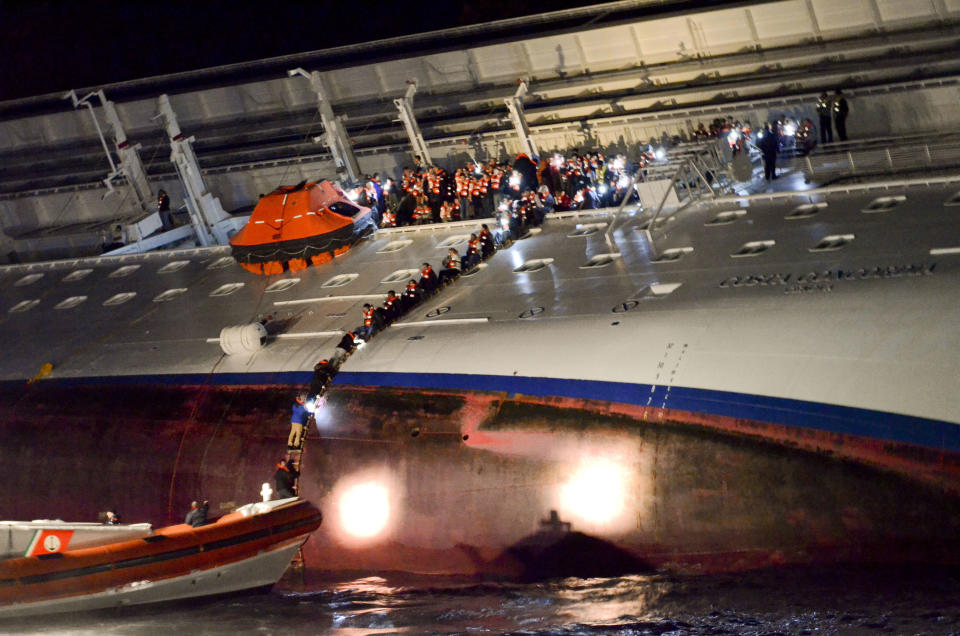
[323,273,359,288]
[514,258,554,273]
[207,256,236,270]
[786,202,827,219]
[810,234,855,252]
[652,247,694,263]
[9,299,40,313]
[377,239,412,253]
[862,195,906,213]
[158,260,190,274]
[103,292,137,306]
[581,253,620,269]
[437,235,469,248]
[210,283,245,297]
[109,265,140,278]
[62,269,93,282]
[264,278,300,293]
[15,273,43,286]
[567,223,607,237]
[153,288,188,303]
[732,240,775,257]
[706,210,746,226]
[381,269,420,284]
[55,296,88,310]
[945,191,960,206]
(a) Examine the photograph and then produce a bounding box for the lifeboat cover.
[230,181,375,265]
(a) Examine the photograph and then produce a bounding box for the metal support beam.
[504,80,538,159]
[65,89,153,212]
[289,68,362,184]
[393,81,432,166]
[157,94,233,246]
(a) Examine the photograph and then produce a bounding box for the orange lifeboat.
[0,498,322,617]
[229,180,376,275]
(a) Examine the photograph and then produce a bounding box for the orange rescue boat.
[229,180,376,275]
[0,497,322,617]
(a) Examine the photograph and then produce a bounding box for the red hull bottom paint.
[2,382,958,578]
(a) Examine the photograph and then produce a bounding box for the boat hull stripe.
[9,372,958,452]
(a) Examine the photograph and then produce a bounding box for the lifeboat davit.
[229,180,376,275]
[0,498,322,617]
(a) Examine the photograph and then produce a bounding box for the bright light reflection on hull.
[557,457,638,534]
[327,470,399,545]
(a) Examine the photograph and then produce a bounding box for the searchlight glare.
[654,147,667,161]
[339,481,390,538]
[559,459,630,530]
[509,171,521,188]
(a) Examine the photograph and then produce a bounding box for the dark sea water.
[4,565,960,635]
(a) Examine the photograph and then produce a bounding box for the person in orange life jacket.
[464,233,481,270]
[401,279,421,311]
[479,224,496,257]
[383,290,400,322]
[419,262,438,294]
[309,360,333,398]
[274,458,299,499]
[439,249,461,285]
[185,500,209,527]
[358,303,375,340]
[331,332,355,366]
[105,511,121,525]
[288,391,316,450]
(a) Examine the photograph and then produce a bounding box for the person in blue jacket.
[288,391,315,450]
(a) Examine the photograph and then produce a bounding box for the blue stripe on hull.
[15,370,959,453]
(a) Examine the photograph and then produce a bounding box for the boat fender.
[219,323,268,355]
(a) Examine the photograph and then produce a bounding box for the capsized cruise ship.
[1,0,959,579]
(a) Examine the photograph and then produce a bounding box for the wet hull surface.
[4,381,957,579]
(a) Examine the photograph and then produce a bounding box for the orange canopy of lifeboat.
[230,180,374,275]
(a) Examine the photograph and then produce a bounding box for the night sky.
[0,0,607,102]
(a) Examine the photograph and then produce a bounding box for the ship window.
[322,273,359,288]
[109,265,140,278]
[580,253,620,269]
[153,288,188,303]
[158,260,190,274]
[264,278,301,293]
[62,269,93,282]
[944,191,960,207]
[861,195,906,213]
[652,247,694,263]
[207,256,236,270]
[55,296,88,309]
[15,273,43,286]
[437,235,469,249]
[210,283,245,297]
[786,202,827,219]
[381,269,420,284]
[706,210,746,226]
[809,234,855,252]
[514,258,554,273]
[930,247,960,255]
[377,239,412,254]
[638,282,682,298]
[567,223,607,237]
[731,240,775,257]
[328,201,360,216]
[461,262,487,277]
[9,299,40,313]
[103,292,136,306]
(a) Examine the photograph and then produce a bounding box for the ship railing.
[797,138,960,184]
